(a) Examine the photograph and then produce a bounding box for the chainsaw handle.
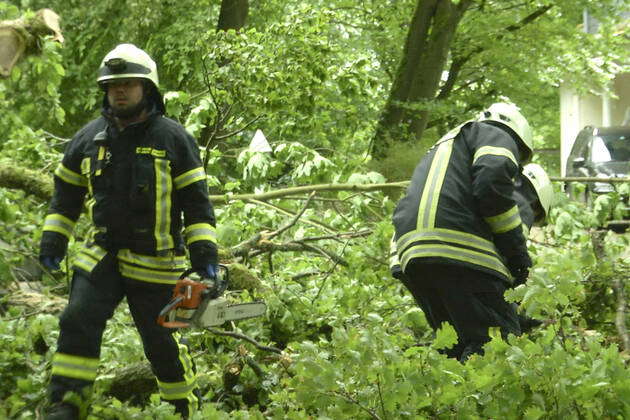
[180,264,229,281]
[157,296,189,328]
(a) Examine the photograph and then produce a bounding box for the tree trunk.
[371,0,472,159]
[217,0,249,31]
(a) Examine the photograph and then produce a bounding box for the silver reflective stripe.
[157,379,197,400]
[117,249,187,269]
[154,158,173,250]
[74,244,107,273]
[43,214,76,239]
[183,223,217,245]
[400,244,510,278]
[51,353,99,381]
[397,228,498,257]
[119,262,181,284]
[472,146,517,167]
[484,205,522,234]
[55,163,88,187]
[174,167,206,190]
[417,140,454,229]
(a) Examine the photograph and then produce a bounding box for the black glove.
[507,253,532,287]
[510,266,529,287]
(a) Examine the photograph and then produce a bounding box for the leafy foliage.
[0,1,629,419]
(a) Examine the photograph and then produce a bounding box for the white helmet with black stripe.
[97,44,159,89]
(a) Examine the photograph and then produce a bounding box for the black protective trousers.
[49,253,197,417]
[402,261,521,361]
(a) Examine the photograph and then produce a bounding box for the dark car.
[566,125,630,224]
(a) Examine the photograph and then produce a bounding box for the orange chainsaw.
[157,266,266,329]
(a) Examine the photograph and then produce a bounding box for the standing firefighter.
[392,103,534,361]
[39,44,218,419]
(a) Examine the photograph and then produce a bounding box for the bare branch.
[267,191,316,239]
[206,327,282,354]
[209,182,409,204]
[325,390,382,420]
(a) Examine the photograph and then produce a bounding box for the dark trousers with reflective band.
[49,253,197,416]
[402,261,520,360]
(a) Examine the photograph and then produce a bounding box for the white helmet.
[522,163,553,223]
[478,103,533,162]
[97,44,159,89]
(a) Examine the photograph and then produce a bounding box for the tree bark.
[217,0,249,31]
[371,0,472,159]
[0,9,63,78]
[0,161,53,201]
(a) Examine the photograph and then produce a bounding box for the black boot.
[44,402,79,420]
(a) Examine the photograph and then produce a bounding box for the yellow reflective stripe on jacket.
[42,214,76,239]
[417,140,454,229]
[397,228,498,257]
[396,227,510,279]
[183,223,217,245]
[74,244,107,273]
[94,146,106,176]
[119,262,182,285]
[55,163,88,187]
[400,243,510,279]
[80,158,93,196]
[51,352,99,381]
[484,205,522,234]
[472,146,517,167]
[154,158,174,251]
[117,249,187,270]
[136,147,166,157]
[174,167,206,190]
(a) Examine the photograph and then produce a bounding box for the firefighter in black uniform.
[390,162,554,356]
[392,103,536,361]
[39,44,218,419]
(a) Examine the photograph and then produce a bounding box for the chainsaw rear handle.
[157,265,229,328]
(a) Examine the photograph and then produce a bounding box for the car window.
[604,134,630,161]
[590,136,612,163]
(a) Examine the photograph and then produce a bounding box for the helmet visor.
[98,58,152,78]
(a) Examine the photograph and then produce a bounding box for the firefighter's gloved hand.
[508,253,531,287]
[198,263,219,279]
[40,255,62,271]
[511,266,529,287]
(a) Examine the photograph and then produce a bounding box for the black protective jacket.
[392,121,531,285]
[40,107,217,282]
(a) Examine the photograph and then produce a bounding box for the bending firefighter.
[391,103,536,361]
[39,44,218,419]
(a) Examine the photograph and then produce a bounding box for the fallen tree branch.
[206,327,283,354]
[247,241,349,266]
[231,193,316,258]
[245,198,338,234]
[209,181,409,204]
[0,161,53,201]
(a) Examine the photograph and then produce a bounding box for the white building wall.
[559,72,630,175]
